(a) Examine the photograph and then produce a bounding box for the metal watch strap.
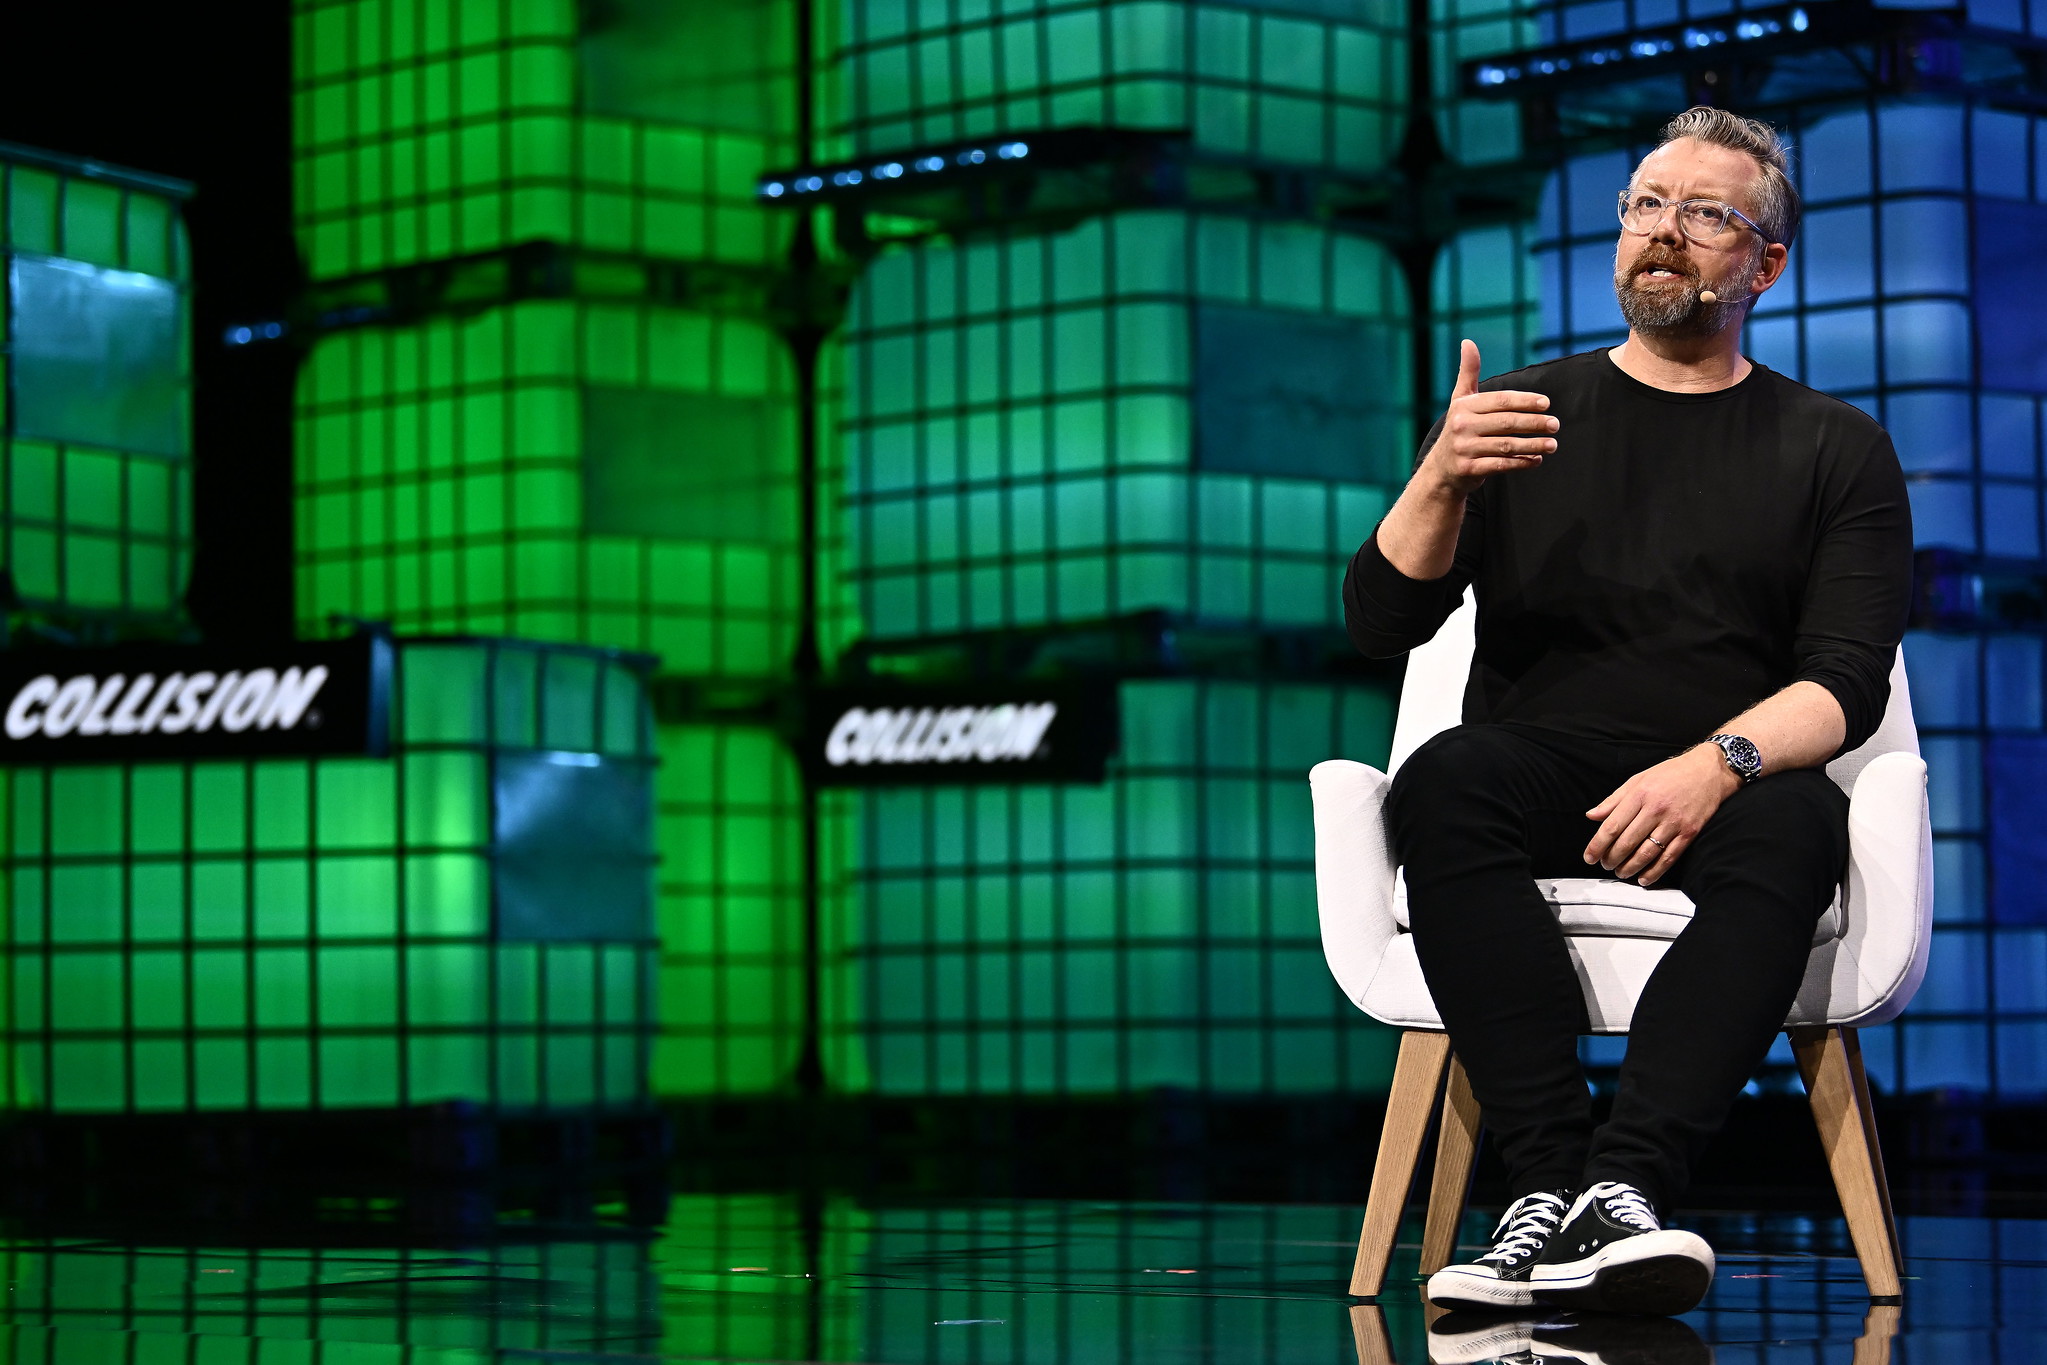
[1706,733,1762,782]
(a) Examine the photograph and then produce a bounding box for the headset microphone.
[1698,285,1752,305]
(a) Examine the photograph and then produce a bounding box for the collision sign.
[0,635,390,762]
[803,682,1117,786]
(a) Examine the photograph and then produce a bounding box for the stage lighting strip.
[757,140,1032,204]
[1461,1,1823,95]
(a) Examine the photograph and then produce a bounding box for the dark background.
[0,1,298,642]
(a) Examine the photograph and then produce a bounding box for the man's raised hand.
[1422,340,1559,496]
[1373,339,1559,581]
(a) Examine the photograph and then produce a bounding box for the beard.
[1613,243,1744,339]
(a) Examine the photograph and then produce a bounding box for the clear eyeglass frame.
[1616,190,1769,244]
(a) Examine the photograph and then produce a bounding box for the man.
[1343,106,1912,1317]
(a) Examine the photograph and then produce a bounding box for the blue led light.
[762,181,786,197]
[958,148,988,165]
[914,156,945,172]
[877,162,904,178]
[997,141,1029,159]
[1471,3,1806,91]
[226,326,253,346]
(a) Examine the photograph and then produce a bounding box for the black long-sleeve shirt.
[1344,350,1914,755]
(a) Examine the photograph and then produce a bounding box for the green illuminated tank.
[0,145,194,627]
[1,636,655,1113]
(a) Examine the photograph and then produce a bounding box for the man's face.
[1612,137,1786,340]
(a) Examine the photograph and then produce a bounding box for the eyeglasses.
[1617,190,1769,243]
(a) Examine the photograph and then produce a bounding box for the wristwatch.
[1706,733,1763,783]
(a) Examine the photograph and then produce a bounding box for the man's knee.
[1711,768,1848,842]
[1686,768,1850,903]
[1386,725,1534,862]
[1388,725,1513,824]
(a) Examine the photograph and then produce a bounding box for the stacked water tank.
[829,2,1415,1096]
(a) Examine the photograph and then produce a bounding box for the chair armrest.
[1311,759,1402,1009]
[1834,749,1934,1026]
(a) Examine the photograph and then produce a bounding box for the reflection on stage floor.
[0,1199,2034,1362]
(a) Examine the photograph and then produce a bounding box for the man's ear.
[1749,241,1790,300]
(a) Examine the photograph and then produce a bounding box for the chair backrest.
[1384,593,1919,793]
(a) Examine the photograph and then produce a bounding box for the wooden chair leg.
[1852,1303,1903,1365]
[1352,1030,1452,1297]
[1791,1025,1904,1299]
[1844,1028,1904,1274]
[1420,1051,1482,1275]
[1348,1304,1395,1365]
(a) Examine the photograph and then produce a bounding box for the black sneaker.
[1427,1311,1543,1363]
[1529,1182,1715,1316]
[1426,1189,1575,1310]
[1531,1311,1712,1363]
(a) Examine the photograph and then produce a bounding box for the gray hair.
[1643,106,1800,248]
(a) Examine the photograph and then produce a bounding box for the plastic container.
[1,636,656,1113]
[654,723,860,1096]
[1431,219,1541,402]
[847,677,1400,1095]
[1429,0,1539,165]
[830,0,1410,175]
[295,299,811,674]
[0,146,194,623]
[291,0,794,280]
[842,208,1413,640]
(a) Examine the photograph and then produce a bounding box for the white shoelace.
[1586,1181,1662,1232]
[1479,1191,1570,1264]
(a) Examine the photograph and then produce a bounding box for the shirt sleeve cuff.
[1352,526,1460,620]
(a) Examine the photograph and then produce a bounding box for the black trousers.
[1386,722,1849,1212]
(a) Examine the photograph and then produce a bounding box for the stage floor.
[0,1198,2024,1362]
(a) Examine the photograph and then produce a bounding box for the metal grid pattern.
[843,208,1412,640]
[1,637,656,1113]
[290,0,793,281]
[1428,0,1538,164]
[829,0,1410,174]
[0,153,193,623]
[1431,220,1541,400]
[655,725,862,1095]
[1532,103,2047,1095]
[850,679,1400,1095]
[295,300,805,674]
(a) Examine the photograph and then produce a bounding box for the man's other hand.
[1583,745,1744,887]
[1422,340,1560,496]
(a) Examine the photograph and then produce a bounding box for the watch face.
[1719,735,1762,778]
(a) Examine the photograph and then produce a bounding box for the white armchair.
[1313,595,1932,1302]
